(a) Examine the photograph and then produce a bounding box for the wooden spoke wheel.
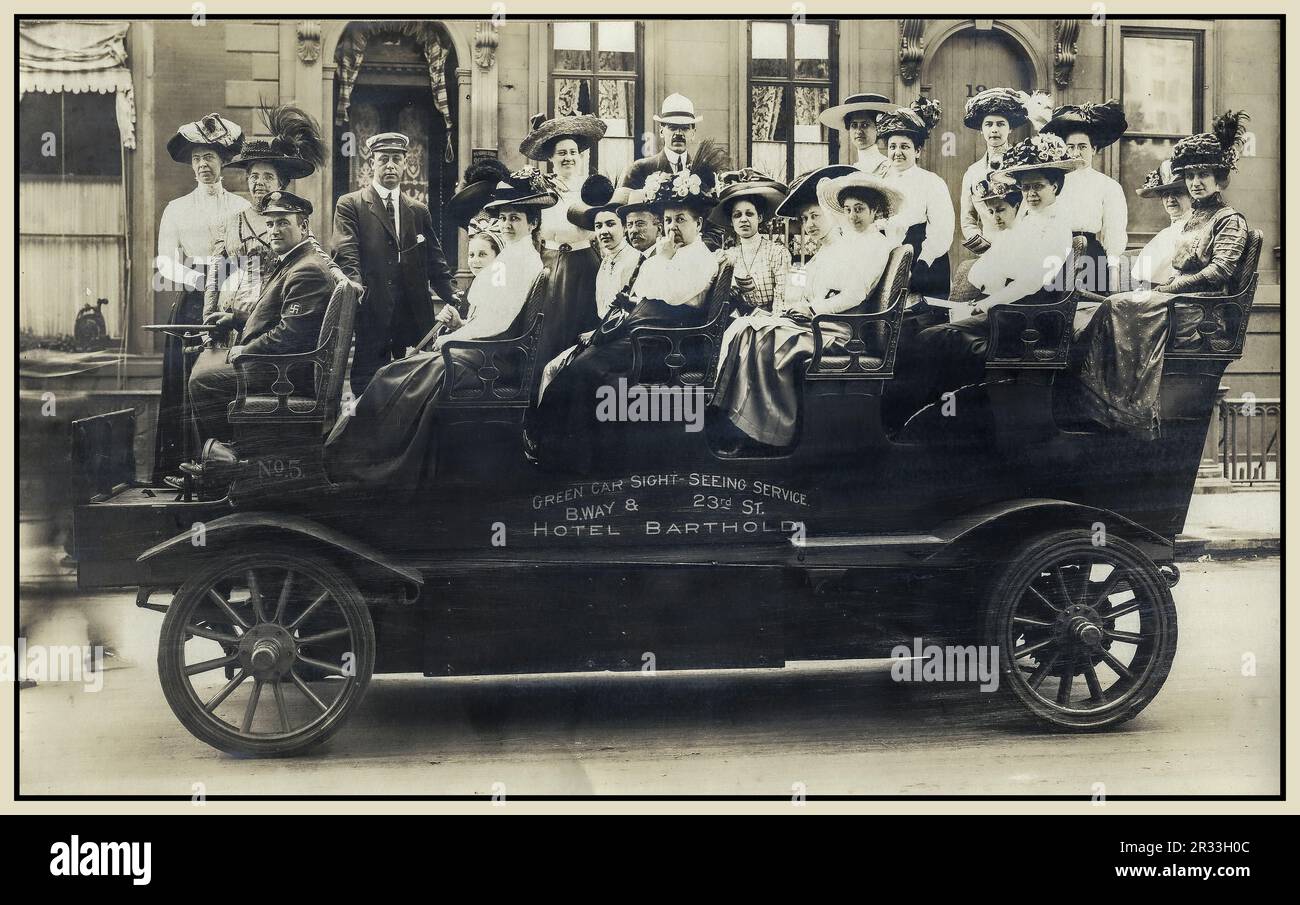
[982,530,1177,730]
[158,550,375,756]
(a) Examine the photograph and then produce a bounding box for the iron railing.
[1220,397,1281,484]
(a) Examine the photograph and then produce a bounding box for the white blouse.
[1127,213,1189,286]
[595,241,643,318]
[793,226,896,316]
[969,200,1074,308]
[854,146,891,177]
[1058,166,1129,257]
[882,164,956,267]
[156,182,250,291]
[441,239,544,344]
[633,237,717,307]
[539,187,592,249]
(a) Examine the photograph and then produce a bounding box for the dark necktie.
[383,193,395,229]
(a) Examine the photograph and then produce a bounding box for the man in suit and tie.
[187,190,334,444]
[331,132,457,395]
[613,94,713,202]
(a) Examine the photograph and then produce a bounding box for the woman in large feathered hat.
[1072,111,1253,436]
[1040,99,1131,291]
[875,97,955,303]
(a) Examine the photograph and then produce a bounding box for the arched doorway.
[332,22,461,269]
[921,25,1040,268]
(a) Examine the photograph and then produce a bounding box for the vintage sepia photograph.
[11,7,1284,804]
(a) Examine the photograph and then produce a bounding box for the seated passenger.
[186,190,333,446]
[1071,112,1251,435]
[709,168,902,451]
[537,177,646,401]
[323,174,555,489]
[710,170,793,313]
[887,134,1079,422]
[949,176,1022,302]
[528,170,721,473]
[1117,158,1193,291]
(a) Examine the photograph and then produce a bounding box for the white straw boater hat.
[653,93,702,126]
[998,133,1086,176]
[818,93,895,132]
[815,172,905,219]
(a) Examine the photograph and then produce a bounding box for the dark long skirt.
[537,244,600,373]
[323,349,483,490]
[530,299,703,474]
[1074,231,1113,294]
[1070,290,1204,436]
[151,287,204,482]
[902,222,951,298]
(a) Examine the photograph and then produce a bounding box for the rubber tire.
[981,528,1177,731]
[158,550,375,757]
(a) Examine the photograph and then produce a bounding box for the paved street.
[17,558,1280,797]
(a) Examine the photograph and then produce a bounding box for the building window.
[748,19,837,183]
[1118,28,1205,237]
[19,91,123,178]
[549,21,643,180]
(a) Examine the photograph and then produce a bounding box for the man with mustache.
[613,94,716,202]
[187,191,332,445]
[331,132,457,396]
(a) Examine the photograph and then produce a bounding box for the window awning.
[19,20,136,149]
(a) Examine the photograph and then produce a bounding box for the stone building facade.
[19,16,1281,397]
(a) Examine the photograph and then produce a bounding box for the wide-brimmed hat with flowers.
[875,98,943,148]
[519,113,607,161]
[971,175,1023,205]
[167,113,245,164]
[642,168,718,215]
[1040,99,1129,150]
[1136,158,1190,198]
[815,172,905,220]
[999,133,1086,177]
[1170,110,1251,177]
[707,169,789,226]
[482,167,560,213]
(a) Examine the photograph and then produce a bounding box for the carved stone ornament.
[1054,19,1081,89]
[297,20,321,65]
[474,21,499,71]
[899,19,925,85]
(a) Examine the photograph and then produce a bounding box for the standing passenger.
[817,92,896,176]
[1040,100,1130,293]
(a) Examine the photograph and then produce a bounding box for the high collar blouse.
[794,225,897,316]
[539,185,592,249]
[156,181,251,291]
[882,164,956,267]
[969,200,1074,307]
[633,237,718,307]
[1058,165,1129,257]
[1160,193,1249,294]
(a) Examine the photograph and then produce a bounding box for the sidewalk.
[1177,488,1281,561]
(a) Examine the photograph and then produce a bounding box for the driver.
[185,191,333,447]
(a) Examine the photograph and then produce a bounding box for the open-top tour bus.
[70,230,1263,756]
